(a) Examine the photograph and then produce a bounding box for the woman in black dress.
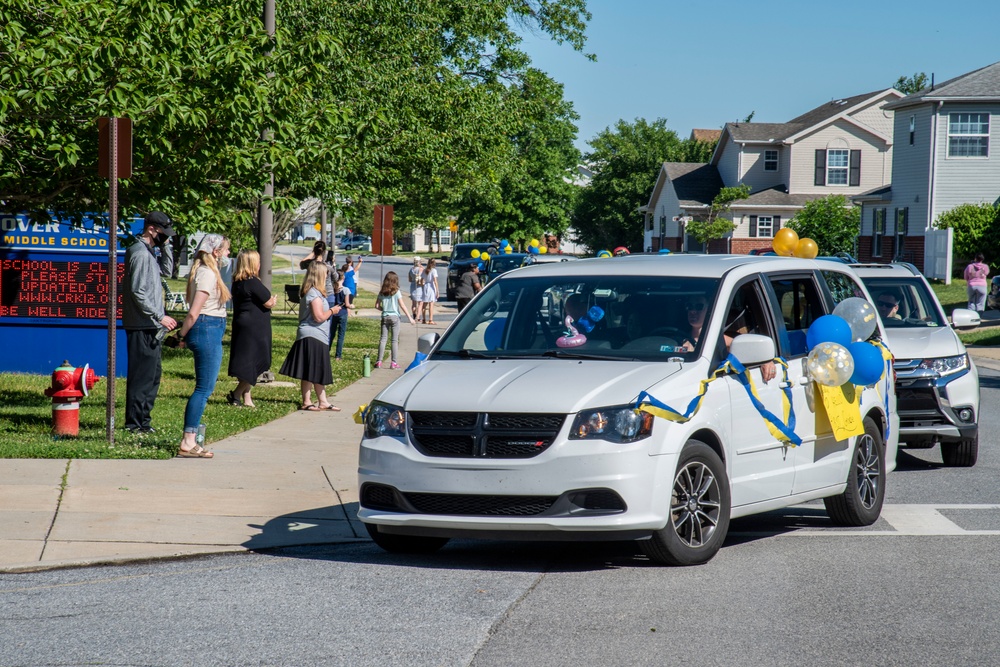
[226,250,276,407]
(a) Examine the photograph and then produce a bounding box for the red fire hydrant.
[44,360,99,437]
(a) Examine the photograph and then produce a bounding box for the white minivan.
[359,255,898,565]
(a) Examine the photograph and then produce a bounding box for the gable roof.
[663,162,724,208]
[885,61,1000,109]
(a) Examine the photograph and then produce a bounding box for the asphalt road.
[3,368,1000,666]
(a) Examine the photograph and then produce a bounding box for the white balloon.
[834,297,877,342]
[807,342,855,387]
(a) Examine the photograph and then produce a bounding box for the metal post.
[106,118,118,444]
[257,0,276,289]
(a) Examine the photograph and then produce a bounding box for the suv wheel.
[642,441,731,566]
[941,433,978,467]
[365,523,450,554]
[824,417,885,526]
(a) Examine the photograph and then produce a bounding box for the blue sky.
[520,0,1000,152]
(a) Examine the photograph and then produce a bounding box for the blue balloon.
[477,261,485,271]
[500,239,510,248]
[528,245,540,254]
[484,318,506,350]
[575,306,606,334]
[806,314,851,350]
[848,342,884,386]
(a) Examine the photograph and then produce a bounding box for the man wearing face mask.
[122,211,178,434]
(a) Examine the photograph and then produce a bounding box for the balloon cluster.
[772,228,819,259]
[500,239,513,254]
[804,298,883,387]
[525,239,548,255]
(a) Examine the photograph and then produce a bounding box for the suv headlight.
[569,405,653,443]
[917,354,969,377]
[364,402,407,438]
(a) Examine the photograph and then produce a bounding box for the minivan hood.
[882,326,966,361]
[375,359,685,414]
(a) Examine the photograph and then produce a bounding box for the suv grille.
[409,412,565,458]
[405,493,556,516]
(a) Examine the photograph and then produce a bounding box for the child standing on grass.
[374,272,414,369]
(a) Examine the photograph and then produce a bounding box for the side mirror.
[730,334,776,366]
[417,332,440,354]
[951,308,981,329]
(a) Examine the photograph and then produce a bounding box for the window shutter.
[749,215,757,237]
[814,150,826,186]
[774,215,781,230]
[849,150,861,186]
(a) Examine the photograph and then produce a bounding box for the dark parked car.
[483,252,529,284]
[445,242,496,300]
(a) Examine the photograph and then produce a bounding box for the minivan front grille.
[409,411,565,459]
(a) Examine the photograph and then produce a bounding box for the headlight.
[364,402,407,438]
[569,405,653,443]
[917,354,969,377]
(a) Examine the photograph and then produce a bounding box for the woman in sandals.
[419,258,439,324]
[374,271,415,369]
[176,234,231,458]
[226,250,276,407]
[279,262,344,411]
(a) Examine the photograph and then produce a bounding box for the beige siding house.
[645,89,903,254]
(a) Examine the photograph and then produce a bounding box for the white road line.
[733,504,1000,537]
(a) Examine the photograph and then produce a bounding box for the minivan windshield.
[860,277,947,328]
[434,274,722,361]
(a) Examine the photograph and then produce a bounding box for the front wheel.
[365,523,450,554]
[642,441,731,566]
[824,417,885,526]
[941,433,978,467]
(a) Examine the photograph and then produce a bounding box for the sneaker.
[390,362,400,369]
[374,361,382,369]
[138,426,157,435]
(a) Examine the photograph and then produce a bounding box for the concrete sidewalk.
[0,271,453,573]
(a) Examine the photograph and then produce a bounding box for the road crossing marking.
[732,504,1000,537]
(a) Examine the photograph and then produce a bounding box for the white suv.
[852,263,980,466]
[359,255,898,565]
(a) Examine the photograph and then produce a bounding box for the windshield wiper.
[540,350,638,361]
[434,349,494,359]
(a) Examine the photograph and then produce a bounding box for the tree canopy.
[786,195,860,255]
[934,202,1000,267]
[572,118,714,252]
[894,73,929,95]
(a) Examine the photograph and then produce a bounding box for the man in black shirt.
[455,263,482,312]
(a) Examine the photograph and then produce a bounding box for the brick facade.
[731,238,774,255]
[856,235,925,273]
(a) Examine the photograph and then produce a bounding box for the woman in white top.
[176,234,231,458]
[419,258,439,324]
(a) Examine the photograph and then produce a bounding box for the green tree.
[786,195,860,254]
[894,73,929,95]
[686,184,751,248]
[573,118,689,252]
[456,69,581,245]
[934,202,1000,266]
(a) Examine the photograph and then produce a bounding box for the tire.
[365,523,449,554]
[642,441,731,566]
[941,433,978,467]
[824,417,885,526]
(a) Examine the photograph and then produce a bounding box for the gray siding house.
[854,61,1000,279]
[644,89,902,253]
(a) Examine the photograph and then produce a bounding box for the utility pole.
[257,0,275,289]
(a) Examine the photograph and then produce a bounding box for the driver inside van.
[680,295,777,382]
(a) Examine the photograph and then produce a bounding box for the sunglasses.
[684,302,706,312]
[876,300,897,309]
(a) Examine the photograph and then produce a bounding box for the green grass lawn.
[0,279,380,459]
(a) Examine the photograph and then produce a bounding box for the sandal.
[225,390,240,406]
[317,404,342,412]
[427,321,437,324]
[301,404,321,411]
[177,445,214,459]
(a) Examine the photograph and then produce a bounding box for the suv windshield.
[434,274,722,361]
[451,244,495,261]
[860,277,947,328]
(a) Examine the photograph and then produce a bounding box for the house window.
[909,116,915,145]
[756,216,774,238]
[764,150,778,172]
[948,112,989,157]
[894,207,908,259]
[827,149,849,185]
[872,208,885,258]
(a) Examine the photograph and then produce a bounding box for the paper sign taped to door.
[815,382,864,441]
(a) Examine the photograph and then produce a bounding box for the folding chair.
[283,283,301,314]
[162,279,188,311]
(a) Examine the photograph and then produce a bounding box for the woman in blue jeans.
[177,234,231,458]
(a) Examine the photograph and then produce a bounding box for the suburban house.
[644,89,903,254]
[853,61,1000,279]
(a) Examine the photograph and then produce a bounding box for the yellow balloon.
[471,249,481,258]
[773,228,799,256]
[539,246,547,254]
[793,237,819,259]
[314,223,322,231]
[530,239,540,247]
[504,246,512,254]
